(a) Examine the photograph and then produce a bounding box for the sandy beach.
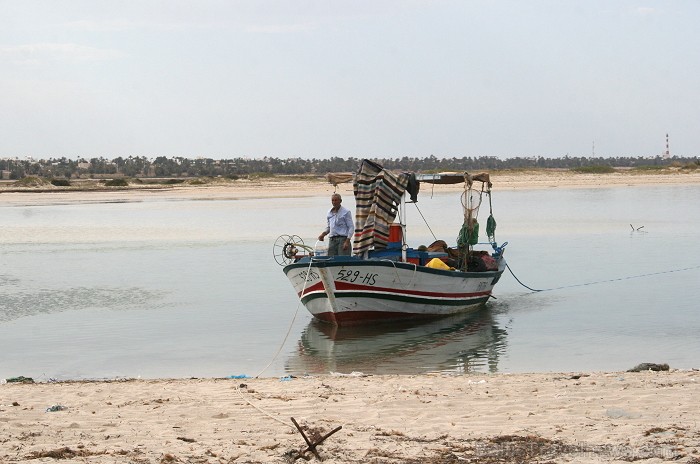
[1,169,700,206]
[2,169,700,463]
[2,371,698,463]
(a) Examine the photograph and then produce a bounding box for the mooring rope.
[255,257,315,378]
[507,262,700,293]
[234,383,295,429]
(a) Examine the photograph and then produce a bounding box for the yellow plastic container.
[426,258,451,270]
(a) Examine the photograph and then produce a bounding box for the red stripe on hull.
[299,281,325,297]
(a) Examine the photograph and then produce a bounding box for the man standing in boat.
[318,193,353,256]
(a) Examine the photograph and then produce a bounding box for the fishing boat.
[273,159,507,326]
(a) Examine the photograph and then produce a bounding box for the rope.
[242,259,322,430]
[506,263,545,292]
[379,258,418,289]
[234,384,295,429]
[507,262,700,293]
[412,202,438,242]
[254,258,315,378]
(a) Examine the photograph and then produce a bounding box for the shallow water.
[1,185,698,380]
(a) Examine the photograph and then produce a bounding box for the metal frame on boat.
[274,159,507,325]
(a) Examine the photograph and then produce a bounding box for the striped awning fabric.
[353,160,410,255]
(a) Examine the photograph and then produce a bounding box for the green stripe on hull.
[301,291,490,307]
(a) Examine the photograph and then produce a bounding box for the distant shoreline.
[1,169,700,206]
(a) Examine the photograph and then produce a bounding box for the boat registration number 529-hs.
[336,269,379,285]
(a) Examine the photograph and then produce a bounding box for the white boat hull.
[284,257,505,325]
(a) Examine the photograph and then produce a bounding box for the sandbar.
[1,169,699,207]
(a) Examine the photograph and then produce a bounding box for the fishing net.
[456,173,495,270]
[457,183,483,248]
[486,214,496,243]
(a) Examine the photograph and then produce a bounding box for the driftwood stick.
[291,417,342,461]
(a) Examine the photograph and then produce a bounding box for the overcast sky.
[2,1,698,159]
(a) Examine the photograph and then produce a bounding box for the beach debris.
[291,417,342,461]
[606,407,641,419]
[627,363,670,372]
[4,376,34,384]
[329,371,367,377]
[228,374,250,379]
[176,436,196,443]
[45,404,67,412]
[26,447,94,459]
[467,379,487,384]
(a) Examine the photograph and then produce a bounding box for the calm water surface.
[1,185,699,380]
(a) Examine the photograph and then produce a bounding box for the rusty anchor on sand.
[291,417,342,461]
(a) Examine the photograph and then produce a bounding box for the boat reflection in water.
[286,309,508,376]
